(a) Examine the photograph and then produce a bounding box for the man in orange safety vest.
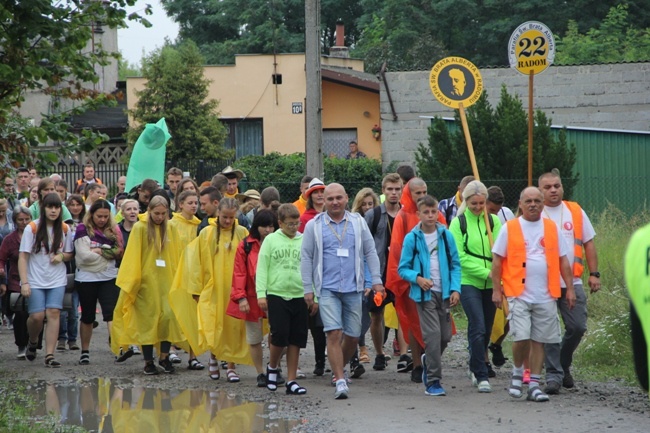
[491,186,575,403]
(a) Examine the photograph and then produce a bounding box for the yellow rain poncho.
[169,219,251,363]
[169,213,201,248]
[111,221,185,353]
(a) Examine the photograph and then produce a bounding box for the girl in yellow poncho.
[167,190,203,369]
[111,195,184,375]
[170,197,250,382]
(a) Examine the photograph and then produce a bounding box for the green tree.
[556,4,650,64]
[352,7,448,74]
[0,1,150,175]
[118,58,142,80]
[127,42,231,161]
[415,86,578,205]
[359,0,649,67]
[161,0,363,64]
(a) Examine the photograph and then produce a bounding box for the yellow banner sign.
[508,21,555,75]
[429,57,483,109]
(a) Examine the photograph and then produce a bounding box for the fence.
[40,158,233,197]
[37,145,646,215]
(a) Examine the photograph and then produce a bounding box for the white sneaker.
[130,345,141,355]
[17,347,26,359]
[468,368,478,386]
[478,380,492,393]
[334,379,349,400]
[296,369,307,379]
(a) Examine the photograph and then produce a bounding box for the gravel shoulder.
[0,321,647,433]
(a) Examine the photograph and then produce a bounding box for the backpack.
[457,213,495,262]
[370,205,382,236]
[243,238,253,255]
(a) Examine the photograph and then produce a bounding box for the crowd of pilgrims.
[0,164,521,397]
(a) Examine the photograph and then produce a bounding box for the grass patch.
[572,204,650,384]
[0,383,86,433]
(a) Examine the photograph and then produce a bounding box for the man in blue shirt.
[301,183,384,400]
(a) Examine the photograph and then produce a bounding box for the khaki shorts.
[507,298,561,344]
[245,319,264,345]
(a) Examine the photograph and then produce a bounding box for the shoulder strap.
[370,205,382,236]
[29,220,69,234]
[458,214,467,236]
[243,238,252,255]
[459,213,493,262]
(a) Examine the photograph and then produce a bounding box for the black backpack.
[457,213,495,262]
[370,205,382,236]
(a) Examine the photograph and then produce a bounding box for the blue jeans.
[58,291,79,342]
[319,289,362,336]
[460,285,496,382]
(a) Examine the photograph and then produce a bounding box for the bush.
[233,152,384,202]
[416,86,578,207]
[572,204,650,383]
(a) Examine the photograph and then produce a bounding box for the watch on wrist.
[589,272,600,278]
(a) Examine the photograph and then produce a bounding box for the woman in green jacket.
[449,180,501,393]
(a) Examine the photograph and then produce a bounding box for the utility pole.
[304,0,323,178]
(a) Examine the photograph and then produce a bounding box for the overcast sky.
[118,0,179,65]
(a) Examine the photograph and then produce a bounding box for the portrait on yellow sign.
[429,57,483,109]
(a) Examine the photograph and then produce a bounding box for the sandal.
[266,365,279,391]
[45,354,61,368]
[188,358,205,370]
[208,358,220,380]
[285,380,307,395]
[509,375,523,398]
[226,369,240,383]
[79,353,90,365]
[527,387,550,402]
[115,348,134,363]
[26,341,38,362]
[169,352,182,364]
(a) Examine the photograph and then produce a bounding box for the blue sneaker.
[420,354,428,386]
[425,380,446,396]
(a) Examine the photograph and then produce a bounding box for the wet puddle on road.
[18,378,303,432]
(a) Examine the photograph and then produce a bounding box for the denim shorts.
[28,286,65,314]
[318,289,362,336]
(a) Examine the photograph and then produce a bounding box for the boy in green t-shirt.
[256,203,307,395]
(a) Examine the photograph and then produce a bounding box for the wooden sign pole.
[528,70,534,186]
[458,102,494,246]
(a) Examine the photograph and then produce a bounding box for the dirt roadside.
[0,320,647,433]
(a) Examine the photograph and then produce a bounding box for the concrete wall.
[19,26,119,129]
[380,62,650,166]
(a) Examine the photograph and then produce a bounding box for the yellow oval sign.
[508,21,555,75]
[429,57,483,109]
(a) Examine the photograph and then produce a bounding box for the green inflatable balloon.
[125,118,171,192]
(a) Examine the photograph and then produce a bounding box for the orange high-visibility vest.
[502,218,561,298]
[563,200,584,278]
